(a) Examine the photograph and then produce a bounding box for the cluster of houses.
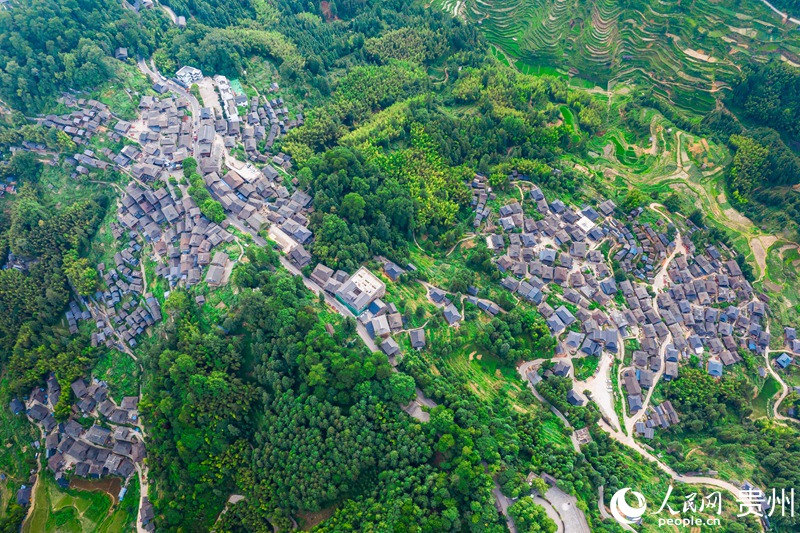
[87,288,162,351]
[205,165,312,246]
[469,173,494,228]
[240,93,300,157]
[0,176,17,198]
[9,376,144,500]
[130,94,192,172]
[39,94,191,181]
[653,250,765,375]
[484,175,800,428]
[309,265,387,315]
[211,74,301,162]
[634,399,680,439]
[203,75,290,160]
[67,176,241,350]
[307,263,428,357]
[615,248,761,414]
[489,186,627,349]
[426,286,463,326]
[783,327,800,356]
[119,181,235,287]
[613,217,671,282]
[307,257,506,361]
[40,98,113,148]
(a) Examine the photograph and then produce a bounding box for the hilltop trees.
[732,61,800,142]
[0,0,163,111]
[0,184,106,364]
[62,250,98,296]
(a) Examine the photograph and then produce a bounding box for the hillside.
[435,0,800,112]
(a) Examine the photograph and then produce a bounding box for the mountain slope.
[436,0,800,112]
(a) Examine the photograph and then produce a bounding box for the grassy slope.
[22,471,137,533]
[0,376,38,521]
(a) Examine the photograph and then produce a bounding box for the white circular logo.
[610,488,647,525]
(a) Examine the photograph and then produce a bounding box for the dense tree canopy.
[731,62,800,143]
[0,0,165,111]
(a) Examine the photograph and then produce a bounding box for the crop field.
[764,242,800,328]
[435,0,800,111]
[22,473,137,533]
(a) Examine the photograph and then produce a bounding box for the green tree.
[62,250,97,296]
[200,199,226,223]
[340,192,366,222]
[387,372,416,404]
[620,189,648,212]
[508,498,557,533]
[530,477,549,497]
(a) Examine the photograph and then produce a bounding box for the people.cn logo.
[610,488,647,525]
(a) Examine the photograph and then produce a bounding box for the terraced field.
[435,0,800,111]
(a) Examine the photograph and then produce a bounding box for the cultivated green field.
[22,473,138,533]
[435,0,800,111]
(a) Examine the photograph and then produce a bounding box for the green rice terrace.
[435,0,800,111]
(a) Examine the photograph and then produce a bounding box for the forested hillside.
[0,152,108,379]
[0,0,167,111]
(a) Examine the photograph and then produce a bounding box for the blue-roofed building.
[552,361,571,377]
[550,199,566,214]
[539,249,557,265]
[443,303,462,326]
[383,262,404,281]
[707,360,723,377]
[9,398,24,415]
[776,353,793,369]
[547,315,565,334]
[16,485,31,506]
[628,394,643,412]
[368,299,386,316]
[599,277,617,295]
[555,306,575,326]
[581,206,600,221]
[567,390,585,406]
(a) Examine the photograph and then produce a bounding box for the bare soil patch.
[69,476,121,505]
[297,506,336,531]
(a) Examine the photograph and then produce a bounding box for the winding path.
[758,0,800,24]
[598,419,742,495]
[763,344,794,424]
[623,204,683,434]
[20,427,45,532]
[445,234,477,257]
[491,476,518,533]
[158,2,180,25]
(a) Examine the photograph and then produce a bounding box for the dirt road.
[758,0,800,24]
[598,419,742,496]
[578,350,620,431]
[623,205,683,433]
[763,344,795,425]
